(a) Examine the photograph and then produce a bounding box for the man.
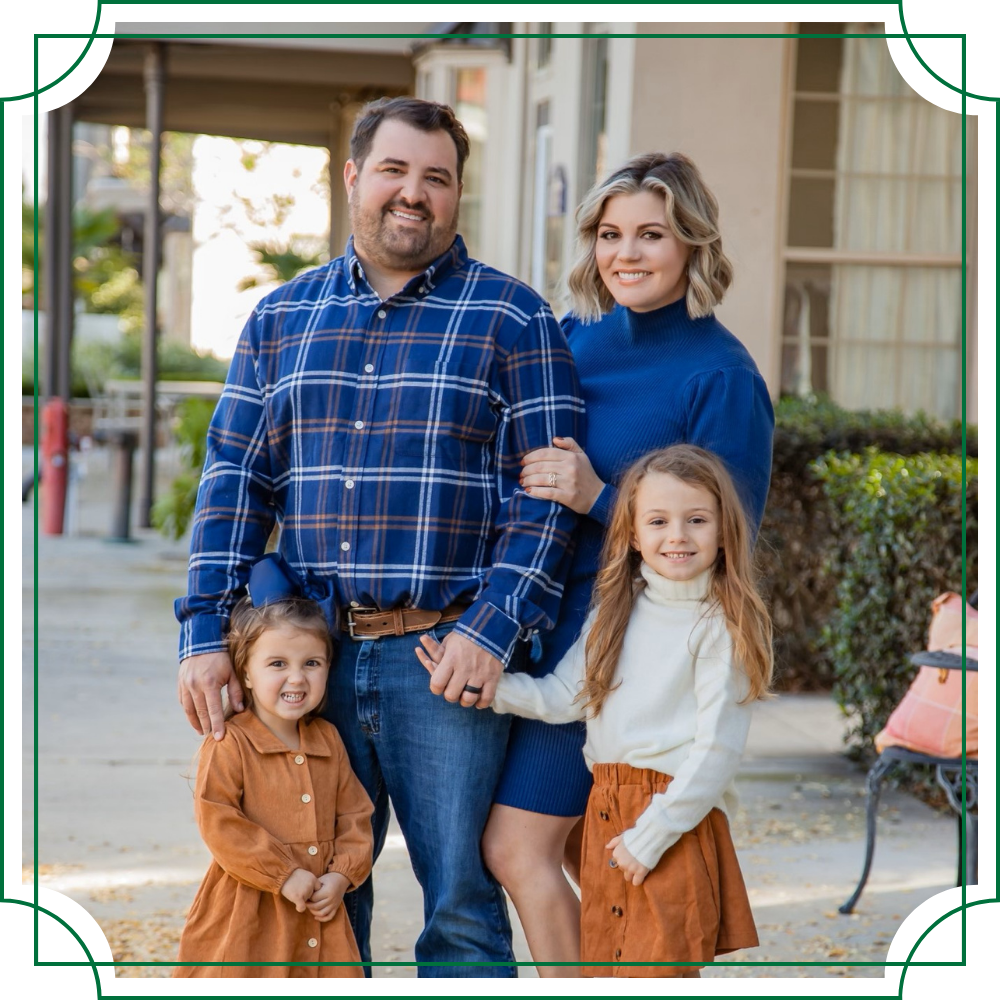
[176,97,582,978]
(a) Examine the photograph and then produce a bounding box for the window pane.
[899,347,961,419]
[833,177,959,255]
[781,263,832,395]
[781,339,830,397]
[832,343,896,409]
[794,31,844,92]
[899,267,962,345]
[790,99,840,170]
[787,177,835,246]
[829,265,963,414]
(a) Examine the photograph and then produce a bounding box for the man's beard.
[349,191,460,273]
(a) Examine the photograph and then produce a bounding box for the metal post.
[55,107,74,402]
[43,110,62,399]
[109,431,139,542]
[139,43,165,527]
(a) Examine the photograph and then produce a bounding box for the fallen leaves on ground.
[97,913,183,978]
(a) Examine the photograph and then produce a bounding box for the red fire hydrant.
[41,397,70,535]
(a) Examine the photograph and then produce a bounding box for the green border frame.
[0,0,1000,995]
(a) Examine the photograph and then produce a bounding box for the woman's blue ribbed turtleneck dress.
[493,298,775,816]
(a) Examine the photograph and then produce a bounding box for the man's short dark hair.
[350,97,471,183]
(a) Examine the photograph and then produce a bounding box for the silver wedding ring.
[547,472,558,488]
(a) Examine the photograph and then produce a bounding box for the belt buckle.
[345,607,371,641]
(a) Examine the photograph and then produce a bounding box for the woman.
[482,152,774,976]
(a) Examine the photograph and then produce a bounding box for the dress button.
[308,845,318,856]
[377,309,386,319]
[301,793,311,803]
[341,542,350,551]
[307,937,318,948]
[350,601,360,608]
[419,285,426,293]
[615,949,622,959]
[294,755,304,765]
[599,811,610,821]
[354,420,364,430]
[344,479,355,489]
[364,363,374,373]
[611,905,623,917]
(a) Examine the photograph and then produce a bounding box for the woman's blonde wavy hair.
[566,153,733,322]
[580,444,773,716]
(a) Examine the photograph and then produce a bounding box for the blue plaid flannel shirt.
[176,236,584,666]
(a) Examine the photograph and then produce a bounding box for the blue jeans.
[322,621,518,978]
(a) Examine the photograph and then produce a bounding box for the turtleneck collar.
[639,560,713,603]
[622,296,696,340]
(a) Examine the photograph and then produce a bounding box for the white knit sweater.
[492,562,753,870]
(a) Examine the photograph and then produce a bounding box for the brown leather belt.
[340,602,467,640]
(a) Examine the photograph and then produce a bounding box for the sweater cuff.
[179,614,230,662]
[587,483,617,527]
[621,819,679,872]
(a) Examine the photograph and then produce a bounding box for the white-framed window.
[781,24,967,419]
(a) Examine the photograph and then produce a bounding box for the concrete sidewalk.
[22,447,962,979]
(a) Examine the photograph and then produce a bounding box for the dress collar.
[229,709,332,756]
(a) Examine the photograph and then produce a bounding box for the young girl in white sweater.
[419,443,773,978]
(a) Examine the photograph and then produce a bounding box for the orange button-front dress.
[173,711,374,978]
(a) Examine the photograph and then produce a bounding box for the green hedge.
[812,449,977,756]
[758,396,973,692]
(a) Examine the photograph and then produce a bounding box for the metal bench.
[839,593,979,914]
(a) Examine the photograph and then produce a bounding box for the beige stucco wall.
[965,115,997,424]
[630,26,791,395]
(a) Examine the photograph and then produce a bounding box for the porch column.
[139,42,165,528]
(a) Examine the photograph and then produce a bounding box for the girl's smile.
[631,472,721,582]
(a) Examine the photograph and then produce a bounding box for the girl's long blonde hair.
[581,444,772,715]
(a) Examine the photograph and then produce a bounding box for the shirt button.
[364,363,374,373]
[377,309,386,319]
[599,811,610,821]
[341,542,350,551]
[307,845,318,856]
[301,793,311,803]
[344,479,355,489]
[294,755,304,765]
[350,600,360,608]
[354,420,364,430]
[419,285,426,293]
[615,949,622,959]
[307,937,318,948]
[611,905,623,917]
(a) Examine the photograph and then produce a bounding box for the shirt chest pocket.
[392,362,499,464]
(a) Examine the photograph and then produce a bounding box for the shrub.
[151,397,217,540]
[811,449,977,756]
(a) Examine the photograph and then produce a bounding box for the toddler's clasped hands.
[280,868,351,921]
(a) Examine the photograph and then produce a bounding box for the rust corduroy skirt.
[580,763,758,978]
